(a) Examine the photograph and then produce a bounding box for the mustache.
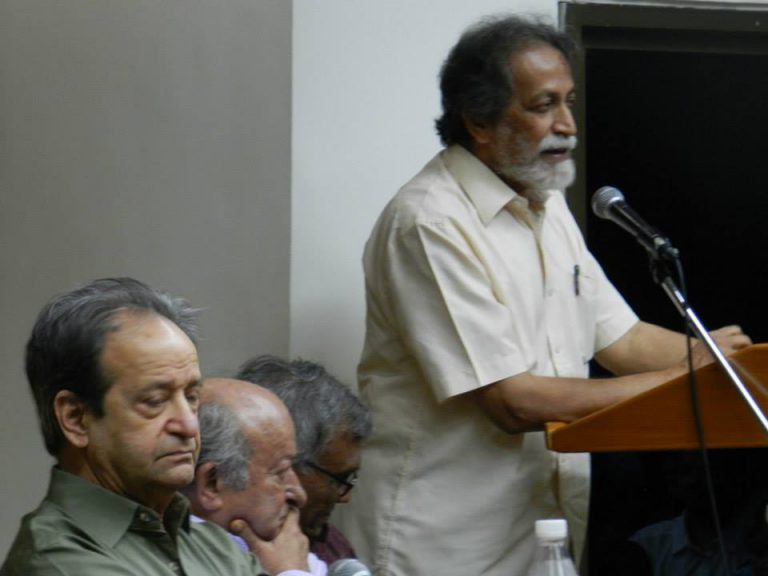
[538,134,578,152]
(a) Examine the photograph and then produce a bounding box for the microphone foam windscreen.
[328,558,372,576]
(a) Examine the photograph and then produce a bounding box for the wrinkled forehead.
[99,312,200,388]
[245,409,297,465]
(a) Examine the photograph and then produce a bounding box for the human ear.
[463,114,493,145]
[53,390,90,449]
[192,462,224,512]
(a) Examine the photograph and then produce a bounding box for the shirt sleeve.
[380,216,532,401]
[584,249,639,352]
[276,553,326,576]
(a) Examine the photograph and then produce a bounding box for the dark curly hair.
[435,14,576,148]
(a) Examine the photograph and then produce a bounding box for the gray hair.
[25,277,199,456]
[236,356,372,470]
[196,402,252,490]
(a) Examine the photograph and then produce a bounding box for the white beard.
[494,130,577,203]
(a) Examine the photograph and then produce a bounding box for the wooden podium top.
[546,343,768,453]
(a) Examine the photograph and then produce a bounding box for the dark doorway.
[563,4,768,575]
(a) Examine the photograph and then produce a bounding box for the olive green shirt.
[1,468,266,576]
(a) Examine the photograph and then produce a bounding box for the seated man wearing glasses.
[237,356,372,565]
[184,378,325,575]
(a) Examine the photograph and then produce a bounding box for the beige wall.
[288,0,768,382]
[0,0,292,556]
[290,0,557,384]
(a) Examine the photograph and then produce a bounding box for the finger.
[729,335,752,348]
[230,519,246,534]
[717,325,745,336]
[283,507,301,526]
[717,331,750,344]
[229,518,265,553]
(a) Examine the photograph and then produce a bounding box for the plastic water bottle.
[526,519,578,576]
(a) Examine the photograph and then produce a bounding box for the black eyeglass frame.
[304,461,358,497]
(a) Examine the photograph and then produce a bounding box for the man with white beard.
[337,14,751,576]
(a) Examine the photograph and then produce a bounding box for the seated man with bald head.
[184,378,326,576]
[237,356,372,565]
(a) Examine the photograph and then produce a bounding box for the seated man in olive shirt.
[1,278,302,576]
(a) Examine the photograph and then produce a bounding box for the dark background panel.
[579,40,768,576]
[585,48,768,339]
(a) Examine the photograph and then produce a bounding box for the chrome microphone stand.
[648,240,768,436]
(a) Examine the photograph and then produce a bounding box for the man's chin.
[549,159,576,190]
[502,158,575,194]
[156,464,196,489]
[263,528,281,542]
[303,520,329,541]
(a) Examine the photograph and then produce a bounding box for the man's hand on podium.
[687,325,752,369]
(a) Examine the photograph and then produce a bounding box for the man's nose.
[285,468,308,508]
[553,103,576,137]
[166,394,199,439]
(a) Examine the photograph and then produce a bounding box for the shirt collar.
[190,513,248,551]
[47,467,191,548]
[668,515,692,557]
[674,511,751,561]
[441,144,549,226]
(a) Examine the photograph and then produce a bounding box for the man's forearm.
[472,322,751,434]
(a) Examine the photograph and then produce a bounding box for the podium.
[546,343,768,453]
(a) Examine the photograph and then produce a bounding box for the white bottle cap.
[535,519,568,541]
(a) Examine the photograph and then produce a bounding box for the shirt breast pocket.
[573,265,599,365]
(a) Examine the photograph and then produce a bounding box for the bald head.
[202,377,290,429]
[188,377,307,541]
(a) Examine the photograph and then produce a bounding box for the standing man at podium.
[337,14,751,576]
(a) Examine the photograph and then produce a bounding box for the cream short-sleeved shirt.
[338,145,638,576]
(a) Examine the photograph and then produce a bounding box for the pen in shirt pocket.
[573,264,580,296]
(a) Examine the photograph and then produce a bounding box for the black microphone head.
[328,559,372,576]
[591,186,625,219]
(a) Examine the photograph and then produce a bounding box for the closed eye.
[185,389,200,408]
[142,394,168,409]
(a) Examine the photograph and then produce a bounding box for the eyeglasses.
[304,461,358,498]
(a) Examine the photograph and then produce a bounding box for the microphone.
[328,558,372,576]
[591,186,679,260]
